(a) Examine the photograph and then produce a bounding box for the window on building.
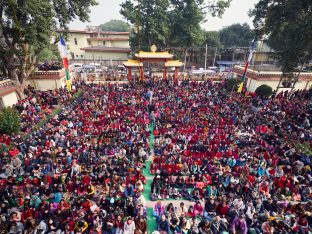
[88,40,91,46]
[74,38,78,45]
[76,55,79,58]
[81,55,83,58]
[103,41,106,45]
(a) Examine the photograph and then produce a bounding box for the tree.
[100,20,131,32]
[204,31,221,48]
[250,0,312,73]
[219,23,255,48]
[0,0,98,85]
[120,0,231,50]
[255,84,273,98]
[225,78,240,92]
[120,0,170,49]
[168,0,206,47]
[37,43,61,63]
[0,107,20,134]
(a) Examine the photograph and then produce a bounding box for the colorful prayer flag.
[237,39,256,93]
[237,82,244,93]
[59,34,71,92]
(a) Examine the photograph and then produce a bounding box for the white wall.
[67,33,89,59]
[2,91,19,107]
[247,79,311,93]
[26,77,66,91]
[111,41,130,48]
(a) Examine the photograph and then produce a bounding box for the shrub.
[255,84,273,98]
[225,78,241,92]
[0,107,20,134]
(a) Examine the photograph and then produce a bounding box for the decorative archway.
[123,45,184,83]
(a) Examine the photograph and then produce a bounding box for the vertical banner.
[237,39,256,93]
[59,34,71,92]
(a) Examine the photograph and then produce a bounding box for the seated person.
[175,176,184,188]
[194,201,204,216]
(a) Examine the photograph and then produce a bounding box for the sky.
[69,0,259,31]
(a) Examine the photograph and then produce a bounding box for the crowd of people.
[1,82,151,233]
[37,63,63,71]
[0,78,311,234]
[150,80,312,234]
[15,86,78,133]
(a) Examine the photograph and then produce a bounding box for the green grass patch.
[295,142,312,156]
[143,179,152,201]
[143,161,153,177]
[148,124,155,150]
[147,208,157,233]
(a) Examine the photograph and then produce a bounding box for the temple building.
[65,27,131,66]
[0,80,23,108]
[233,66,312,92]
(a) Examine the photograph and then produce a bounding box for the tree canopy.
[204,31,221,48]
[0,0,98,85]
[100,19,131,32]
[120,0,170,49]
[0,107,20,134]
[37,43,61,63]
[219,23,255,48]
[250,0,312,73]
[168,0,206,47]
[120,0,232,50]
[255,84,273,98]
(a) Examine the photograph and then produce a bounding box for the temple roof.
[135,51,173,59]
[165,60,184,67]
[123,60,143,67]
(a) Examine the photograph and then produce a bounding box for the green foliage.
[168,0,206,47]
[0,0,98,84]
[219,23,255,48]
[206,0,232,17]
[225,78,240,92]
[120,0,231,49]
[100,20,131,32]
[37,43,61,63]
[204,31,221,48]
[255,84,273,98]
[250,0,312,73]
[0,107,20,134]
[120,0,170,48]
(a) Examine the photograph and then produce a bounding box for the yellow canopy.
[165,60,184,67]
[123,60,143,67]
